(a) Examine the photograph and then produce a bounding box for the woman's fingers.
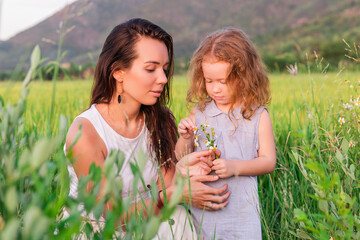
[205,200,229,211]
[192,174,219,182]
[206,190,231,203]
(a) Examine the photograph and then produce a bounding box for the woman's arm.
[211,109,276,178]
[65,118,169,221]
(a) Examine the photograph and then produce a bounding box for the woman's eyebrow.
[144,61,169,65]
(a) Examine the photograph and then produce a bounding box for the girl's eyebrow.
[204,76,226,81]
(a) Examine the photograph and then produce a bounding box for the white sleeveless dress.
[64,104,196,239]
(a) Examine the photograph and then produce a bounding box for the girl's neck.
[213,100,241,113]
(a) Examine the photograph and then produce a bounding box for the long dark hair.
[91,18,177,170]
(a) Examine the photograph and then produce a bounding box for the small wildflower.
[343,103,353,110]
[345,79,350,83]
[354,98,360,106]
[349,140,355,147]
[286,63,298,76]
[338,117,345,125]
[308,113,313,119]
[195,123,219,158]
[350,85,354,88]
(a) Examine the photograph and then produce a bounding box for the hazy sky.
[0,0,77,40]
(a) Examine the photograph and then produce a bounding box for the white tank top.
[64,104,159,219]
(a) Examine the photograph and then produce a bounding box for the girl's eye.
[146,69,155,72]
[220,81,226,84]
[163,68,169,75]
[205,79,212,83]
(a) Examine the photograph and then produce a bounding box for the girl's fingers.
[200,157,213,167]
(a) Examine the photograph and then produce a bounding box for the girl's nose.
[213,84,221,93]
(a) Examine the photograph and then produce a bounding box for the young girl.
[175,28,276,239]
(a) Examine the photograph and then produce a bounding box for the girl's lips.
[213,96,224,100]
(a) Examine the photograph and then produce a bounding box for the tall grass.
[1,53,359,238]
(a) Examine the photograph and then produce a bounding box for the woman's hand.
[212,159,236,178]
[178,117,196,140]
[176,149,220,177]
[182,175,230,211]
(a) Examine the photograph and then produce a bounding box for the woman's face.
[118,37,169,106]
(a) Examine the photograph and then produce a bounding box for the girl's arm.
[212,109,276,178]
[174,107,196,159]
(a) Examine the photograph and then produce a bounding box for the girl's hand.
[178,117,196,139]
[212,159,235,178]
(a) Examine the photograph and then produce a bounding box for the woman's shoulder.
[65,109,106,158]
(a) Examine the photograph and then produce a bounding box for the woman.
[65,18,230,238]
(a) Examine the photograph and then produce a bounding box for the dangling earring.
[118,94,121,103]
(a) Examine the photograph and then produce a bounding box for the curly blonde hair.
[187,28,270,120]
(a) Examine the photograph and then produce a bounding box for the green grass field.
[1,71,359,239]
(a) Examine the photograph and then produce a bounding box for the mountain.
[0,0,359,72]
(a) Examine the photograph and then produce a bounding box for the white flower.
[349,140,355,148]
[354,98,360,106]
[350,85,354,88]
[338,117,345,125]
[343,103,353,110]
[286,63,298,76]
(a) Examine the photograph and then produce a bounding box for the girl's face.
[202,60,232,112]
[116,37,169,106]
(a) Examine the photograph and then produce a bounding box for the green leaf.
[296,230,312,239]
[31,45,41,69]
[5,187,17,213]
[294,208,308,222]
[318,200,329,214]
[30,137,61,171]
[23,206,49,239]
[23,45,41,88]
[93,202,105,220]
[0,219,19,240]
[341,138,349,155]
[143,216,161,240]
[168,175,185,208]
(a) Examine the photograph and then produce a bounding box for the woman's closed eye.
[146,68,155,72]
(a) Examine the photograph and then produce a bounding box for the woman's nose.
[158,70,168,85]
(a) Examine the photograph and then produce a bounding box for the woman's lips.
[150,90,162,97]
